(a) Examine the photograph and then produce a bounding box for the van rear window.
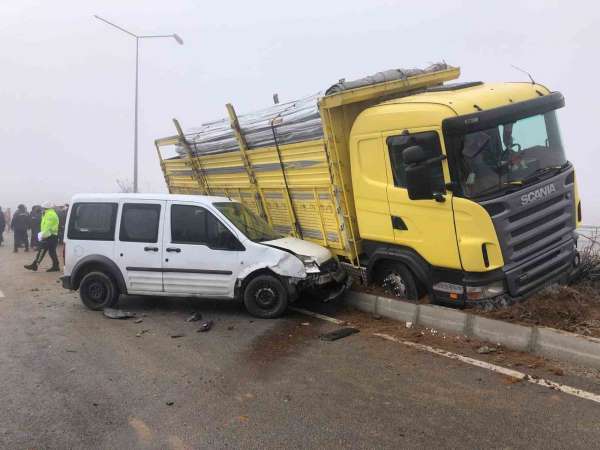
[67,203,118,241]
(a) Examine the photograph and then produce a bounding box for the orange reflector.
[449,293,459,300]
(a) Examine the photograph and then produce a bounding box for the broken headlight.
[296,254,321,274]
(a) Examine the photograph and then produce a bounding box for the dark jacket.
[0,212,5,232]
[11,212,30,232]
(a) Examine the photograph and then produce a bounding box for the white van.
[61,194,348,318]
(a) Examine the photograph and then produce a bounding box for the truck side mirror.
[403,145,443,201]
[402,145,433,200]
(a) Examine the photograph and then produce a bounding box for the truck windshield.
[213,202,282,243]
[456,110,567,198]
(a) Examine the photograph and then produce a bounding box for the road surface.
[1,236,600,449]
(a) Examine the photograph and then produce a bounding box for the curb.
[345,291,600,369]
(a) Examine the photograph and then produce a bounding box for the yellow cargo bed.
[156,66,460,265]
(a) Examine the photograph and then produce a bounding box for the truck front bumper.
[431,239,577,308]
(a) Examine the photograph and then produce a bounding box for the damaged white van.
[61,194,348,318]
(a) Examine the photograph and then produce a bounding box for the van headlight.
[296,255,321,273]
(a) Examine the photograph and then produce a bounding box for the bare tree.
[116,179,134,193]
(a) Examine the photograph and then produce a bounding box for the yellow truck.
[155,63,581,306]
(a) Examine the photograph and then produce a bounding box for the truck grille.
[481,168,577,296]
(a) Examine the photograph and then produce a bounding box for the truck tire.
[79,271,120,311]
[243,274,288,319]
[378,262,419,301]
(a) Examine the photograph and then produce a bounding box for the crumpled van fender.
[235,250,307,299]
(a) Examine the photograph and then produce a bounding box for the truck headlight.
[466,281,505,300]
[296,255,321,273]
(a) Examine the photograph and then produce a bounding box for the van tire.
[243,275,288,319]
[378,261,419,301]
[79,271,120,311]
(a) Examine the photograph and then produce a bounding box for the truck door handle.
[166,247,181,253]
[144,246,159,252]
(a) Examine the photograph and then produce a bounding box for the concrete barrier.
[535,327,600,368]
[344,290,600,369]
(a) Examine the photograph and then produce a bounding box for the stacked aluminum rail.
[178,63,450,157]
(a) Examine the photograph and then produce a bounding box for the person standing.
[30,205,42,250]
[0,207,5,246]
[24,202,60,272]
[11,204,30,253]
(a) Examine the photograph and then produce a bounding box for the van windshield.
[213,202,282,242]
[456,110,568,198]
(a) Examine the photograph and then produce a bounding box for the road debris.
[301,322,310,326]
[319,327,360,341]
[197,320,214,332]
[103,308,136,319]
[136,329,150,337]
[405,321,413,329]
[134,318,143,324]
[170,334,185,339]
[166,401,174,406]
[187,312,203,322]
[477,345,497,354]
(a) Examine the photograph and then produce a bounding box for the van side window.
[67,203,118,241]
[171,205,238,249]
[119,203,161,243]
[387,131,445,191]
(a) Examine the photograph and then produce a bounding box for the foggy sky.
[2,0,599,222]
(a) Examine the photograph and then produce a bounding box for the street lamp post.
[94,15,183,193]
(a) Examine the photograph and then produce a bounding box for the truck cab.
[350,82,580,305]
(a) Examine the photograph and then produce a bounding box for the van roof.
[70,193,233,205]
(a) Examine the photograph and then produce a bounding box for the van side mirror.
[403,145,446,201]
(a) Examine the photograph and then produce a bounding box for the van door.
[162,201,242,298]
[116,201,165,292]
[383,128,461,269]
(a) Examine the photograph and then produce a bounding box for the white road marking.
[292,307,600,405]
[374,332,600,406]
[289,307,346,325]
[0,290,4,298]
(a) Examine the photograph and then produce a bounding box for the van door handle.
[144,246,159,252]
[166,247,181,253]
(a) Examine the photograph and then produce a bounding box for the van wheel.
[79,271,120,311]
[243,275,288,319]
[378,262,419,301]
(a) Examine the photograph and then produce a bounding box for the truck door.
[383,129,461,269]
[162,201,241,298]
[116,201,166,292]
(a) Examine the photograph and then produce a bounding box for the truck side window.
[171,205,238,249]
[68,202,118,241]
[387,131,445,192]
[119,203,161,243]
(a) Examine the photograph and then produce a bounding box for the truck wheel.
[243,275,288,319]
[79,271,120,311]
[378,262,419,301]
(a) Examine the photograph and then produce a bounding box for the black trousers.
[14,230,29,251]
[34,235,59,268]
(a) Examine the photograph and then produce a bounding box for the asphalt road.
[1,235,600,449]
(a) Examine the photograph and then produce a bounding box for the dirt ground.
[477,284,600,338]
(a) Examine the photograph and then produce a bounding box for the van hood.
[261,237,332,265]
